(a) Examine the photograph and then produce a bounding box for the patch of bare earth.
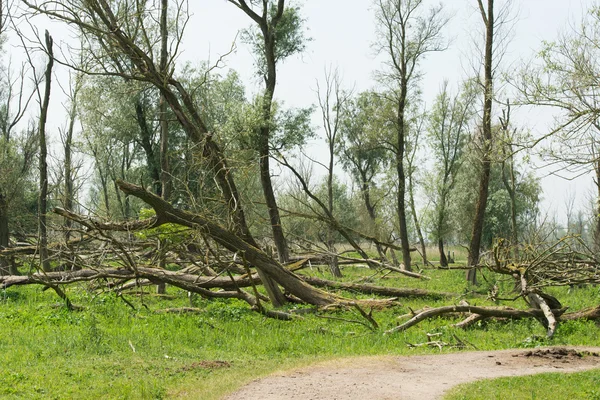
[224,347,600,400]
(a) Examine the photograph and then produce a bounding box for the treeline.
[0,0,599,282]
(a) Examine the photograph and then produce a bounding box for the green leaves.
[241,3,310,77]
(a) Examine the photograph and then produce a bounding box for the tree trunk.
[467,0,494,284]
[135,100,161,195]
[63,82,78,243]
[0,192,9,275]
[157,0,170,295]
[397,79,412,271]
[327,125,342,278]
[361,178,386,260]
[38,31,54,273]
[594,156,600,252]
[408,170,427,266]
[438,238,448,267]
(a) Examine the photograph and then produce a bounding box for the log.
[384,305,568,334]
[561,305,600,321]
[301,276,455,299]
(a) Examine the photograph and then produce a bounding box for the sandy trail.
[224,347,600,400]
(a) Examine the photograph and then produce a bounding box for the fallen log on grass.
[301,276,456,299]
[384,305,569,335]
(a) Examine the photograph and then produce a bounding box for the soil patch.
[179,360,231,372]
[224,347,600,400]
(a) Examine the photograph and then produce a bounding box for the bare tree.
[374,0,448,271]
[515,4,600,251]
[316,67,350,277]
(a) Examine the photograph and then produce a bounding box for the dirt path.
[224,347,600,400]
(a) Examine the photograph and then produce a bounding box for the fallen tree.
[385,305,570,335]
[50,181,397,309]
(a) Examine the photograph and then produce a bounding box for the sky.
[7,0,598,225]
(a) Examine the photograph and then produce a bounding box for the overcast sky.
[11,0,598,224]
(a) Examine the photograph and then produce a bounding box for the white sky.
[8,0,598,225]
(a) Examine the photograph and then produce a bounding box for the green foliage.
[135,208,194,244]
[281,176,360,244]
[449,148,542,248]
[79,76,161,219]
[241,2,310,77]
[423,81,476,245]
[338,91,391,185]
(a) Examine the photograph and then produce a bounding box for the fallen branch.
[384,305,568,335]
[301,276,455,299]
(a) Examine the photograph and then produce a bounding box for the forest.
[0,1,599,398]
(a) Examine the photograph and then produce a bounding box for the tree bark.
[397,79,412,272]
[438,238,448,267]
[408,165,427,266]
[467,0,494,284]
[156,0,170,295]
[63,78,79,243]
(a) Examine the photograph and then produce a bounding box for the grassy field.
[0,253,598,399]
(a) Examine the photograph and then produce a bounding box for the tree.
[37,30,54,272]
[339,91,391,260]
[59,72,82,242]
[450,135,541,250]
[316,67,350,277]
[515,4,600,251]
[374,0,448,271]
[21,0,334,307]
[229,0,309,264]
[406,108,427,266]
[425,81,476,266]
[466,0,494,284]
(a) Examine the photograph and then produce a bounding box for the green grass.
[0,264,598,399]
[445,369,600,399]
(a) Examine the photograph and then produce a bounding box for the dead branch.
[384,305,568,335]
[561,305,600,321]
[301,276,455,299]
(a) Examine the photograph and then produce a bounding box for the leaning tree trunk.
[327,130,342,278]
[115,180,346,306]
[408,169,427,266]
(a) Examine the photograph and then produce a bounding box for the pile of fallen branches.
[2,183,600,336]
[0,181,455,322]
